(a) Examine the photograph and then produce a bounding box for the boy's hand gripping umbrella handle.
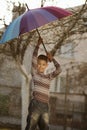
[36,28,52,62]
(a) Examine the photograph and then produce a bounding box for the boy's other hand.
[47,52,53,62]
[38,36,43,45]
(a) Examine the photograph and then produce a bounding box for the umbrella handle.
[36,28,48,55]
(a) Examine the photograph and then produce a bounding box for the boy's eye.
[42,64,45,66]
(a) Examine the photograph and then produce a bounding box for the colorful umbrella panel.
[0,6,72,44]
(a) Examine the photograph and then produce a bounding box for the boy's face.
[37,59,48,73]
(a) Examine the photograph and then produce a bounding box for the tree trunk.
[21,75,31,130]
[16,61,31,130]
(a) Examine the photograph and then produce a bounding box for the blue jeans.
[25,99,49,130]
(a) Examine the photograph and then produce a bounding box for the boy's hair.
[38,55,48,63]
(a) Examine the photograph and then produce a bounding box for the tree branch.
[51,3,87,56]
[15,57,31,83]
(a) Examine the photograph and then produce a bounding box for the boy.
[25,37,61,130]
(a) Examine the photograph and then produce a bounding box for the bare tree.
[41,0,46,7]
[12,2,26,20]
[50,1,87,55]
[0,1,87,80]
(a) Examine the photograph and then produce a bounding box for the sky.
[0,0,86,28]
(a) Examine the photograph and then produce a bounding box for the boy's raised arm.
[47,52,61,79]
[32,37,43,71]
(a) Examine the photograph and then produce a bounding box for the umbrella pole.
[36,28,48,54]
[25,4,48,54]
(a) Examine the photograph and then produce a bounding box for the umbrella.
[0,6,72,44]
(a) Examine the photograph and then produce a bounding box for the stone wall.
[49,93,87,130]
[0,55,21,126]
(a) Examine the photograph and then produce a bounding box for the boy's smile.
[37,59,48,73]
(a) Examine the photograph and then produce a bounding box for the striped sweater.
[32,45,61,103]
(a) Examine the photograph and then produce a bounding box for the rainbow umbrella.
[0,6,72,44]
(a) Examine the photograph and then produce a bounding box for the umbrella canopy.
[0,6,72,44]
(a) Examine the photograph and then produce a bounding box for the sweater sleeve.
[32,45,39,74]
[49,58,62,79]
